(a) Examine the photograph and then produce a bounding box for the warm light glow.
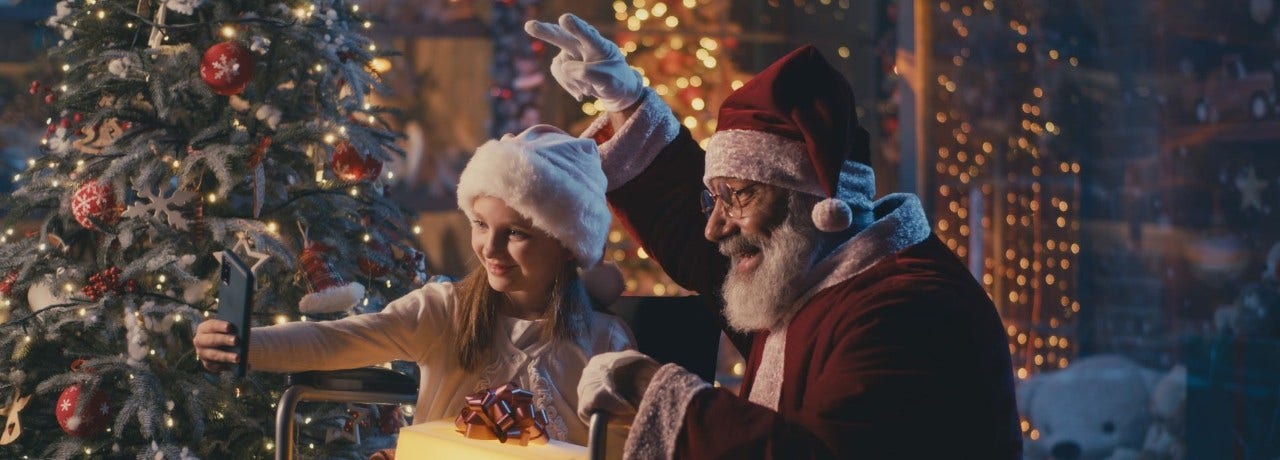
[275,315,289,325]
[370,57,392,73]
[221,25,236,38]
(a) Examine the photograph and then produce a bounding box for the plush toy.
[1018,355,1162,460]
[1140,365,1186,460]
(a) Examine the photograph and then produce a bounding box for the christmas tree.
[0,0,422,458]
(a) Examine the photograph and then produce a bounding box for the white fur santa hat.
[456,124,610,270]
[704,45,875,232]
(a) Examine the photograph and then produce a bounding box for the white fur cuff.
[624,363,711,459]
[581,88,681,191]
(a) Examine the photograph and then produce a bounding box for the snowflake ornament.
[122,183,196,230]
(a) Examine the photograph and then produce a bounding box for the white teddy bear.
[1018,355,1163,460]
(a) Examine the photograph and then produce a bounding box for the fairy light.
[275,314,289,325]
[207,193,218,203]
[221,25,236,38]
[266,221,279,233]
[930,2,1079,379]
[412,225,421,235]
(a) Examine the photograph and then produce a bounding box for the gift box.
[396,420,587,459]
[396,382,588,459]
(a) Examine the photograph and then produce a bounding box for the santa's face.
[705,178,822,331]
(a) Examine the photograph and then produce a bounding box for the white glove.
[525,13,645,112]
[577,350,661,424]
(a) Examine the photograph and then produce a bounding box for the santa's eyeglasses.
[700,182,761,219]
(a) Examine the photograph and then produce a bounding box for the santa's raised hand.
[525,13,644,112]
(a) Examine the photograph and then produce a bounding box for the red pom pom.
[55,384,111,437]
[200,41,254,96]
[331,142,382,182]
[71,180,119,230]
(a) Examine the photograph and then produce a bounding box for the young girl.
[192,125,635,445]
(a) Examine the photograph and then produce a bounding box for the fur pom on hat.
[456,125,610,269]
[704,45,874,232]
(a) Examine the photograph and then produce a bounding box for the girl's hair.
[451,262,593,373]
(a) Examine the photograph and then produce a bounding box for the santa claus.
[528,14,1022,459]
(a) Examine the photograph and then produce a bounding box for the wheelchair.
[274,295,723,460]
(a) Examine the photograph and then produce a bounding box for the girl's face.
[470,196,572,300]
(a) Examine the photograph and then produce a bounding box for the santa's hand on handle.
[525,13,644,112]
[576,350,660,425]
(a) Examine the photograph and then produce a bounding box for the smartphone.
[217,251,254,378]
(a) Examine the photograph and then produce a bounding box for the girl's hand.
[192,319,240,373]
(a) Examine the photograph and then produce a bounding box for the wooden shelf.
[1163,120,1280,150]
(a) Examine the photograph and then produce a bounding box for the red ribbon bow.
[454,382,549,446]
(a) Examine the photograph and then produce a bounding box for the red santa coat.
[588,91,1021,459]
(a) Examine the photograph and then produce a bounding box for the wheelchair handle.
[587,411,609,460]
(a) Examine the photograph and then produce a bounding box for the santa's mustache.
[719,233,767,258]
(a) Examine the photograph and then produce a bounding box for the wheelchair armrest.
[286,367,417,395]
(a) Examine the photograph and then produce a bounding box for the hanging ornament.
[121,182,196,230]
[358,239,392,278]
[27,277,68,312]
[55,361,112,438]
[298,234,365,314]
[0,271,17,297]
[71,180,119,230]
[331,141,382,182]
[248,136,271,218]
[72,119,126,155]
[402,249,430,286]
[200,41,254,96]
[0,388,31,445]
[211,233,271,277]
[81,267,138,301]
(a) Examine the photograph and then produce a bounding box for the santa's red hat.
[704,45,873,232]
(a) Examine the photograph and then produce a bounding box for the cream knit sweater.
[248,282,636,445]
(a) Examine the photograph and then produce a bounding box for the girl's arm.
[247,283,455,372]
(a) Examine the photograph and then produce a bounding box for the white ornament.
[163,0,207,15]
[251,36,272,55]
[124,306,148,365]
[122,183,196,230]
[228,95,251,112]
[211,233,270,276]
[107,55,139,79]
[46,1,74,39]
[27,279,68,312]
[255,104,282,129]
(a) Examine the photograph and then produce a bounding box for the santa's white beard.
[720,204,822,333]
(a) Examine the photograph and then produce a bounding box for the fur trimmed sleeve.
[623,364,711,459]
[580,88,681,191]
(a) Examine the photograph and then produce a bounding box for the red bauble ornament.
[200,41,254,96]
[71,180,119,230]
[55,384,111,437]
[330,142,382,182]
